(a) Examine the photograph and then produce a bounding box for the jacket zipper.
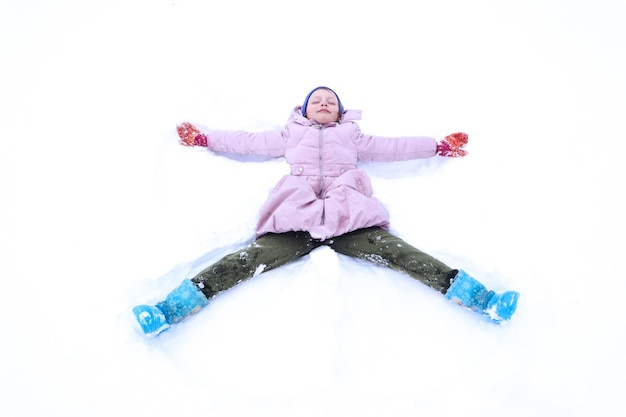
[318,126,325,225]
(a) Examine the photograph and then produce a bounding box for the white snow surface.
[1,1,625,416]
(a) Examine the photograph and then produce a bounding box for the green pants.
[192,227,457,298]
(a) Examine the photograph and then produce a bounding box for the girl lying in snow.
[133,86,519,337]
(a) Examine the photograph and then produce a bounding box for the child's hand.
[437,132,468,157]
[177,122,208,147]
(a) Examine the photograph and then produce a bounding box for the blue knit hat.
[302,86,344,117]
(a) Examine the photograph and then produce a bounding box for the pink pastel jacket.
[205,107,437,240]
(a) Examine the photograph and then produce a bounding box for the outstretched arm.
[354,124,468,161]
[176,122,287,157]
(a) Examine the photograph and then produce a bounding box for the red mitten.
[177,122,208,147]
[437,132,468,157]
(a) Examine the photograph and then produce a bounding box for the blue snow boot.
[133,279,209,337]
[445,270,519,323]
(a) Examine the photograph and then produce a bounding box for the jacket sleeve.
[206,127,288,157]
[351,123,437,162]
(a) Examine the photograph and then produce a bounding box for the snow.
[1,0,625,416]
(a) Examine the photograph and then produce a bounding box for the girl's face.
[305,89,341,124]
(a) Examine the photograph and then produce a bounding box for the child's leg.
[192,231,320,298]
[329,227,457,293]
[329,227,519,323]
[133,231,319,336]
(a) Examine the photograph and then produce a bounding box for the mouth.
[318,109,330,113]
